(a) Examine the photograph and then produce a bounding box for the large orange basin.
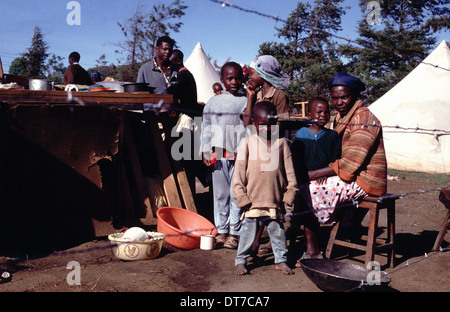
[156,207,217,250]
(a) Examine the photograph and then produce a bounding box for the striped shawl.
[330,100,387,196]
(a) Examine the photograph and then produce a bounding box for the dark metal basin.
[300,259,392,292]
[122,83,155,93]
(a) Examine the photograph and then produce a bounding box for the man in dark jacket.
[169,49,202,118]
[63,51,93,85]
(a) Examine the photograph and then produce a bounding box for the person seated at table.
[90,71,102,85]
[63,52,93,85]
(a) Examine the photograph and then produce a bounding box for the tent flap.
[369,40,450,174]
[184,42,221,104]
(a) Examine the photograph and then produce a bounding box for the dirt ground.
[0,170,449,296]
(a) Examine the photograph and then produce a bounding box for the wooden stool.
[326,193,399,268]
[432,189,450,251]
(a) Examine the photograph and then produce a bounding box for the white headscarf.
[249,55,290,90]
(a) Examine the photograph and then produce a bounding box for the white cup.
[200,235,215,250]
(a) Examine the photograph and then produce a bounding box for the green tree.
[86,54,119,81]
[116,0,187,81]
[8,56,26,76]
[117,3,147,68]
[45,54,66,84]
[96,54,108,67]
[117,0,187,64]
[259,0,345,101]
[20,26,49,78]
[145,0,187,58]
[259,0,347,102]
[9,27,68,83]
[88,64,120,81]
[340,0,450,103]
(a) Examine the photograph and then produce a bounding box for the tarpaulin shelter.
[369,40,450,174]
[184,42,221,104]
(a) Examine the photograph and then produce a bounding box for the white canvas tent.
[184,42,221,104]
[369,40,450,174]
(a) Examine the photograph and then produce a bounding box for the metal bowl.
[108,231,165,261]
[29,79,52,90]
[122,83,155,93]
[300,259,392,292]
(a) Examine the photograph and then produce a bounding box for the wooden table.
[0,88,172,107]
[0,89,196,248]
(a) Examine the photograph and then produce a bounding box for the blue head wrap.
[91,72,101,80]
[249,55,290,90]
[330,72,366,93]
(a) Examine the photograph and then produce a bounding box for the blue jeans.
[212,159,242,236]
[235,217,288,266]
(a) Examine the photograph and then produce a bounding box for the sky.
[0,0,448,76]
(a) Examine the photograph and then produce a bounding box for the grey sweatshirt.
[200,91,247,155]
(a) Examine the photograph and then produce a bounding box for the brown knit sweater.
[232,134,299,219]
[330,100,387,196]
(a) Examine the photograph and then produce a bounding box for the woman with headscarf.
[294,72,387,263]
[242,55,291,127]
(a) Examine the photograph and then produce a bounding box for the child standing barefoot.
[233,101,298,275]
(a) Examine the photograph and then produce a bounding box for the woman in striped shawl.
[296,72,387,262]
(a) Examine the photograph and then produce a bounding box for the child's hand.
[308,167,335,182]
[203,152,220,166]
[246,82,256,98]
[202,154,211,167]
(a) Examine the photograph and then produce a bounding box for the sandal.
[224,236,239,249]
[215,234,227,245]
[258,246,272,254]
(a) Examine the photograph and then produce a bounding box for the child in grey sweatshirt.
[200,62,247,249]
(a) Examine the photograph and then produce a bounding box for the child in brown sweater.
[232,101,298,275]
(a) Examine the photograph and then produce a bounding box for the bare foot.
[235,264,248,275]
[275,262,294,275]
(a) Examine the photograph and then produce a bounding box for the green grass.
[388,169,450,186]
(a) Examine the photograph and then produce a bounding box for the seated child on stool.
[290,97,341,264]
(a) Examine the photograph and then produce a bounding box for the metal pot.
[299,259,392,292]
[122,82,155,93]
[29,79,52,90]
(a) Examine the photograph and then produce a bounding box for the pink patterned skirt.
[299,176,367,224]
